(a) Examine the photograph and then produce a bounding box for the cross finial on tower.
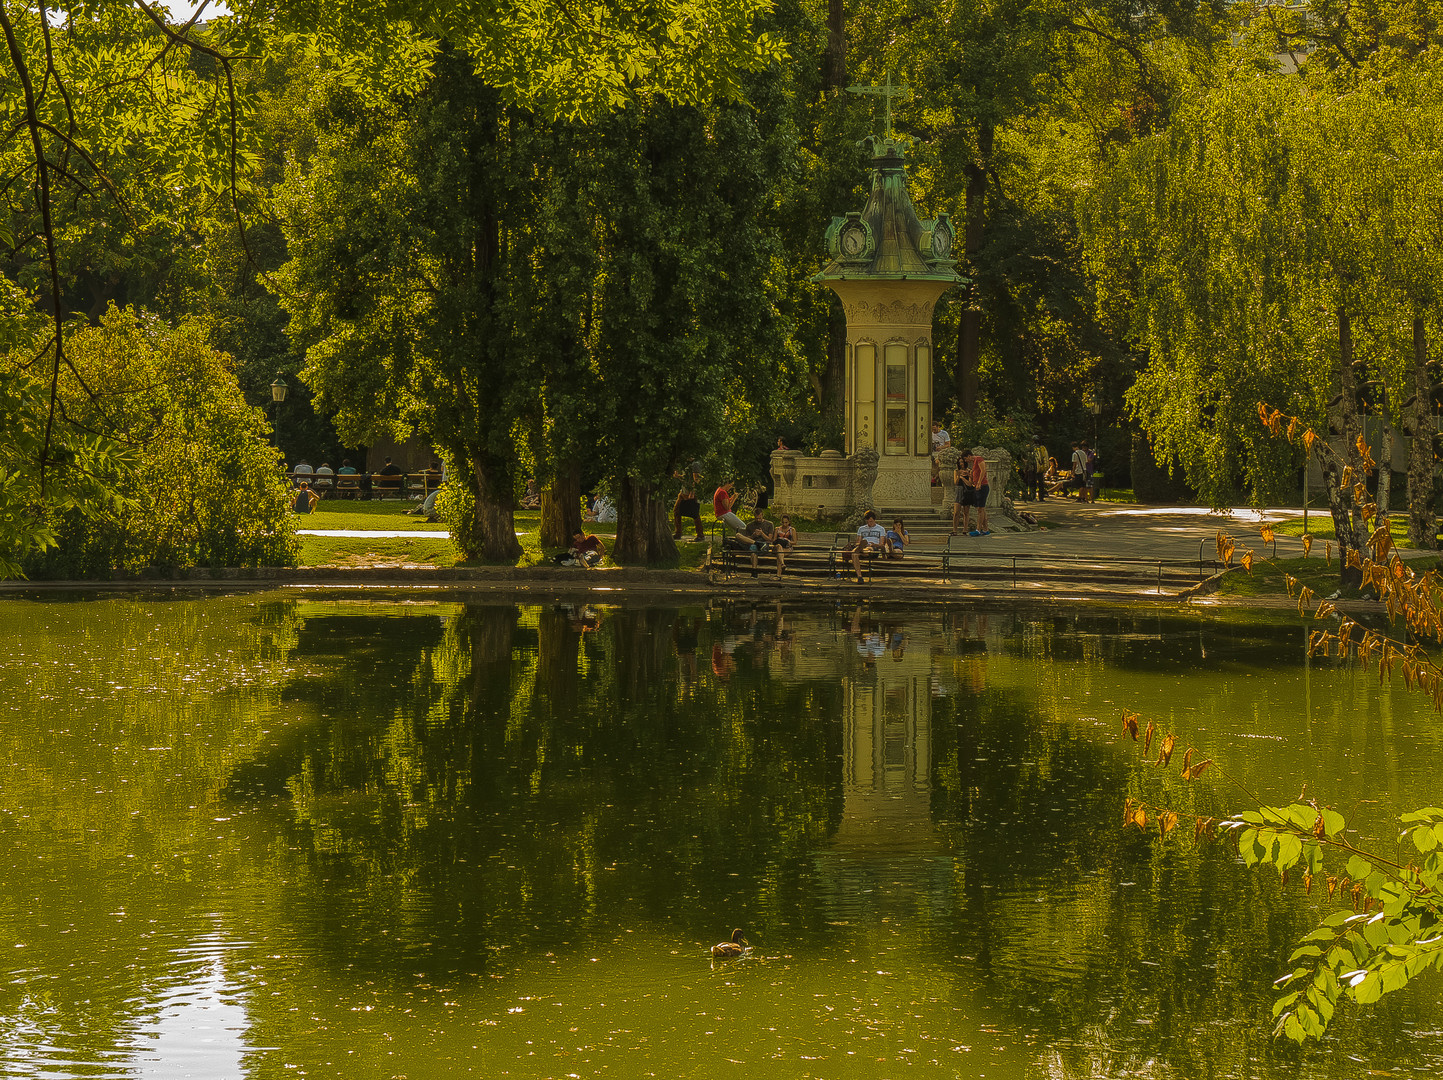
[846,71,912,138]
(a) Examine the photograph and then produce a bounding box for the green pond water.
[0,593,1440,1079]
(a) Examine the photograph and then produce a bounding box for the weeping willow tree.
[1084,63,1443,567]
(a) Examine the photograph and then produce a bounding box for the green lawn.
[1269,513,1413,547]
[1212,552,1441,599]
[293,497,440,532]
[295,506,720,570]
[298,535,461,567]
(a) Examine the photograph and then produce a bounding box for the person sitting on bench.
[885,517,909,558]
[731,509,784,580]
[843,511,888,584]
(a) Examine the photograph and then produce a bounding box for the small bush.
[20,309,298,578]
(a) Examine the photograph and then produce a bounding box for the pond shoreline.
[0,563,1386,615]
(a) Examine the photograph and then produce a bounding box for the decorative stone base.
[868,459,934,510]
[771,447,938,521]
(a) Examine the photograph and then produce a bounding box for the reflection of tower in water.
[814,617,954,922]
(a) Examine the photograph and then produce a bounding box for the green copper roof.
[814,136,963,284]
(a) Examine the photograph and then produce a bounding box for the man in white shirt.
[847,510,888,583]
[930,421,951,457]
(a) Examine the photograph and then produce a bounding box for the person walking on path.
[1032,438,1049,501]
[673,472,705,541]
[1069,442,1088,499]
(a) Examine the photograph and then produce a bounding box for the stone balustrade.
[769,449,853,518]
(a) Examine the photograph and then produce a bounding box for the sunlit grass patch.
[1269,513,1413,548]
[298,536,459,567]
[1212,553,1442,599]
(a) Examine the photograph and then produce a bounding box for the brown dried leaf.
[1122,709,1140,740]
[1194,816,1215,842]
[1315,601,1337,620]
[1160,811,1178,837]
[1260,524,1275,545]
[1304,872,1313,894]
[1157,733,1177,767]
[1304,428,1317,453]
[1326,874,1338,899]
[1303,534,1313,558]
[1242,549,1254,574]
[1183,757,1213,781]
[1144,721,1156,756]
[1325,541,1333,567]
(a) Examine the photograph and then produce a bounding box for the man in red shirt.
[713,480,745,532]
[569,529,605,567]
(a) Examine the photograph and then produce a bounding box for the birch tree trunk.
[1407,317,1436,549]
[1336,310,1368,556]
[1377,425,1393,535]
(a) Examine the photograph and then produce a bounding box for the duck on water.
[711,929,750,959]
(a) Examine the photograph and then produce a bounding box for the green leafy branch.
[1118,710,1443,1044]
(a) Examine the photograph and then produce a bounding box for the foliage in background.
[19,309,296,578]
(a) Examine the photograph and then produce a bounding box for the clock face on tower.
[930,222,952,259]
[840,224,866,257]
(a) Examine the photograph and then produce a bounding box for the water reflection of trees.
[926,616,1439,1079]
[6,597,1436,1076]
[257,602,846,979]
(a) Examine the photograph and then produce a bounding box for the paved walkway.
[925,499,1313,563]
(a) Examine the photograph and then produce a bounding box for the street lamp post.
[270,375,288,455]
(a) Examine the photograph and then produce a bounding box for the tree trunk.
[541,458,583,548]
[824,0,846,90]
[1407,317,1436,549]
[1377,424,1393,537]
[613,475,678,565]
[463,602,519,722]
[470,456,522,562]
[1336,309,1367,555]
[537,605,581,715]
[955,121,993,417]
[1321,457,1355,569]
